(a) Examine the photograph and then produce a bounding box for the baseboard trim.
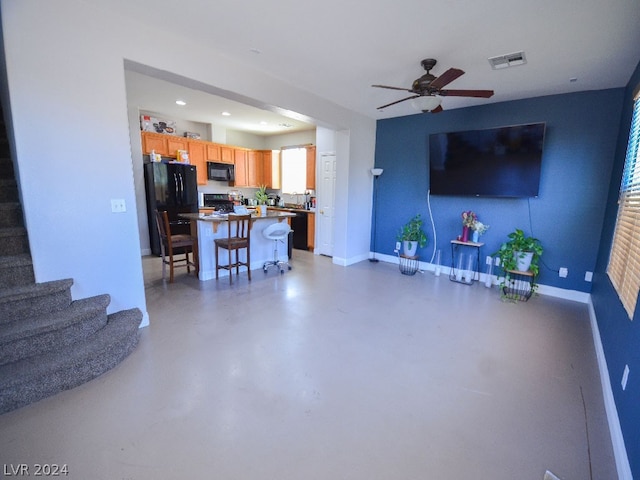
[371,252,590,303]
[587,298,632,480]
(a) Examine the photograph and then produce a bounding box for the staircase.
[0,107,142,414]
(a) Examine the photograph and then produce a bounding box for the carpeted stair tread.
[0,253,34,289]
[0,202,22,229]
[0,252,31,266]
[0,226,29,256]
[0,294,111,365]
[0,226,26,238]
[0,308,142,414]
[0,278,73,324]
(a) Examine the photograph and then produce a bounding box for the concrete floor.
[0,251,616,479]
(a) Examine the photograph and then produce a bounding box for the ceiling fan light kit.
[411,96,442,113]
[372,58,494,113]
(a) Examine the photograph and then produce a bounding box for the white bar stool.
[262,222,292,274]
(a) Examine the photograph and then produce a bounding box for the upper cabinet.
[206,144,221,162]
[141,132,285,188]
[233,148,248,186]
[187,141,207,185]
[306,146,316,190]
[262,150,280,189]
[141,131,188,157]
[221,146,234,164]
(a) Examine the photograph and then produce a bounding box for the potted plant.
[255,185,269,216]
[397,214,428,256]
[493,228,543,296]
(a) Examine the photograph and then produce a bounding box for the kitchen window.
[281,147,307,194]
[608,92,640,319]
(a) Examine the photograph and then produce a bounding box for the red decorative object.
[462,226,470,242]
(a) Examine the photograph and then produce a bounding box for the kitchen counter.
[269,206,316,214]
[179,211,296,280]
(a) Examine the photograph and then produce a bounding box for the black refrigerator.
[144,162,198,256]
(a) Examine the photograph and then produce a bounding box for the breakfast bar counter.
[179,211,295,280]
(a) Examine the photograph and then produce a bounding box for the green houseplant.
[493,228,543,297]
[397,214,428,256]
[255,185,269,216]
[255,185,269,205]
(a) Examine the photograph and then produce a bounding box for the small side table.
[450,240,484,285]
[502,269,535,301]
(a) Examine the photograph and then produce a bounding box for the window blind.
[608,95,640,319]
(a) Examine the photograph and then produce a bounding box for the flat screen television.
[429,123,546,197]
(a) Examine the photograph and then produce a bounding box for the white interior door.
[318,154,336,256]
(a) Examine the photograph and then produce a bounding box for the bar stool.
[214,214,252,283]
[155,210,195,283]
[262,222,292,274]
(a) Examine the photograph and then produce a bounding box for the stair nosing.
[0,294,111,345]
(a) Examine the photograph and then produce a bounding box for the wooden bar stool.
[155,210,195,283]
[214,214,252,283]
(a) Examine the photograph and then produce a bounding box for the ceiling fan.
[372,58,494,113]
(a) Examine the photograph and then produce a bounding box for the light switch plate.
[111,199,126,213]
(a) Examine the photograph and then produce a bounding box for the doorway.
[317,153,336,256]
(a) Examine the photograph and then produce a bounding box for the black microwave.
[207,162,235,182]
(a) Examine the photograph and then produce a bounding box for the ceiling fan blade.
[430,105,444,114]
[439,89,494,98]
[429,68,464,89]
[376,95,420,110]
[372,84,414,92]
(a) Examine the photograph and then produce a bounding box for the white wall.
[1,0,376,323]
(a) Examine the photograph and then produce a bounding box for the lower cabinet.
[288,211,315,251]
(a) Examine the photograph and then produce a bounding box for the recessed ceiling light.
[222,111,231,116]
[260,121,268,125]
[175,100,186,106]
[569,77,578,83]
[279,123,293,128]
[249,48,262,54]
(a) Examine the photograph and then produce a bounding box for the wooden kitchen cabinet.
[307,212,315,250]
[261,150,281,189]
[306,146,316,190]
[167,136,188,156]
[187,141,208,185]
[141,131,188,158]
[221,146,234,164]
[233,148,248,186]
[247,150,263,187]
[206,144,221,162]
[141,132,169,156]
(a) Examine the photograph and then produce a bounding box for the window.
[281,147,307,194]
[608,94,640,319]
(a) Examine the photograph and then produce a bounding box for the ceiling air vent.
[488,51,527,70]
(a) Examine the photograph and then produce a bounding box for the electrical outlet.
[486,255,492,265]
[559,267,568,278]
[494,257,501,267]
[395,242,401,251]
[585,271,593,282]
[622,364,630,391]
[111,199,126,213]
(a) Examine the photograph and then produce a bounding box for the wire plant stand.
[398,254,420,276]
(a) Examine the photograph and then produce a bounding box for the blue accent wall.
[591,60,640,477]
[373,89,624,292]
